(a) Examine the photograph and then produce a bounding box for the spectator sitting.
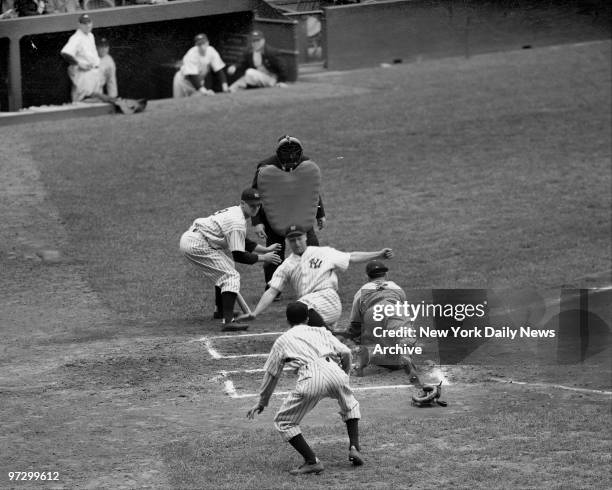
[227,30,288,92]
[45,0,80,13]
[14,0,45,15]
[97,37,118,98]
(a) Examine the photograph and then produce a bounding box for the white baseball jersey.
[191,206,247,252]
[61,30,100,68]
[179,206,246,294]
[268,246,350,325]
[179,45,225,78]
[262,324,360,440]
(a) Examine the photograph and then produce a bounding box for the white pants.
[173,71,201,98]
[299,288,342,327]
[230,68,277,91]
[179,230,241,294]
[67,65,102,102]
[274,357,361,441]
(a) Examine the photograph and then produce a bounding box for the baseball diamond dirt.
[0,38,611,489]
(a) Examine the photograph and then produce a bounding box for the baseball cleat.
[289,458,324,475]
[348,446,364,466]
[221,322,249,332]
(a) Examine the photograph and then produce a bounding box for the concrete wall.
[323,0,612,70]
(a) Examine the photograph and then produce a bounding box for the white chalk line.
[489,377,612,396]
[193,331,282,342]
[225,383,416,399]
[199,336,276,360]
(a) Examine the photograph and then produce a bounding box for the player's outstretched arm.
[348,248,394,264]
[253,242,282,254]
[236,287,279,321]
[247,371,279,418]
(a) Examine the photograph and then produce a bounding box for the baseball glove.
[411,381,448,407]
[113,98,147,115]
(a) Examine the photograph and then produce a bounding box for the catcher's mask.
[276,135,303,169]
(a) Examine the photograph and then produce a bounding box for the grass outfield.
[6,41,611,324]
[0,41,610,489]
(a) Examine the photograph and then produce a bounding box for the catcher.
[337,260,447,407]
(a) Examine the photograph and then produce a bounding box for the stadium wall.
[322,0,612,70]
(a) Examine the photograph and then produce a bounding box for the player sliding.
[236,224,394,328]
[247,302,363,475]
[179,188,281,331]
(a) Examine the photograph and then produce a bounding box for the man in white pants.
[173,33,229,97]
[60,14,102,102]
[247,301,364,475]
[179,188,281,331]
[237,224,394,328]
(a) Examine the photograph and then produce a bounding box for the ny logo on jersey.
[309,257,323,269]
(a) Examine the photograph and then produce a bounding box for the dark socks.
[215,287,222,315]
[346,418,360,450]
[288,434,317,464]
[221,291,237,324]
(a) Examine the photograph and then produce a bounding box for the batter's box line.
[488,377,612,396]
[223,379,417,399]
[191,332,282,359]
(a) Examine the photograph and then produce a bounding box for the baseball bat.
[236,292,253,315]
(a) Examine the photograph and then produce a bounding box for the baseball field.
[1,39,611,489]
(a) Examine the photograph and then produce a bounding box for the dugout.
[0,0,299,111]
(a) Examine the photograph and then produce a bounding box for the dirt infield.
[1,41,611,489]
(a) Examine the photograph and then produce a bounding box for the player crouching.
[179,188,281,331]
[247,302,364,474]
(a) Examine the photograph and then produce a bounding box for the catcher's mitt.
[411,381,448,407]
[113,98,147,115]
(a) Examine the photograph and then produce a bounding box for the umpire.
[251,135,326,292]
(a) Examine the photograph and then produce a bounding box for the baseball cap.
[286,302,308,325]
[97,37,109,47]
[241,188,262,204]
[78,14,92,24]
[285,224,307,238]
[251,30,264,41]
[194,33,209,45]
[366,260,388,277]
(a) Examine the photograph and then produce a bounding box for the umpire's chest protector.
[257,161,321,235]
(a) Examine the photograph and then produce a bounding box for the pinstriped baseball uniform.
[268,246,350,326]
[262,324,360,440]
[179,205,247,294]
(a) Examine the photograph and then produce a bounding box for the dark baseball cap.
[286,302,308,325]
[97,37,109,47]
[241,188,262,204]
[251,30,265,41]
[194,33,209,45]
[366,260,388,277]
[285,224,307,238]
[78,14,92,24]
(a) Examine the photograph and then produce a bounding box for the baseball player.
[96,37,118,99]
[237,224,394,328]
[173,33,229,97]
[227,30,288,92]
[247,302,363,475]
[339,260,423,386]
[60,14,102,102]
[252,136,326,291]
[179,188,281,331]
